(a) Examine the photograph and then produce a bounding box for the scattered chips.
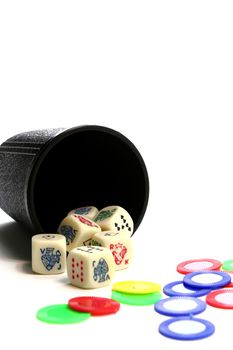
[183,271,231,290]
[159,261,231,341]
[36,304,91,324]
[159,316,215,341]
[177,259,221,275]
[112,290,162,306]
[68,296,120,316]
[112,280,161,295]
[34,249,230,343]
[206,289,233,309]
[154,297,206,317]
[163,280,211,297]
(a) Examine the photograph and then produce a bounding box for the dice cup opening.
[28,126,149,234]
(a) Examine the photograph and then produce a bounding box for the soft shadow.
[56,276,70,284]
[17,261,34,274]
[0,221,31,261]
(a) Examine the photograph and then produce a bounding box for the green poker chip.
[111,291,162,306]
[36,304,91,324]
[222,259,233,271]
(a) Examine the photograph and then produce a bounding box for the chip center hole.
[185,261,213,270]
[168,320,206,334]
[215,292,233,305]
[191,274,222,284]
[163,299,198,311]
[172,284,196,294]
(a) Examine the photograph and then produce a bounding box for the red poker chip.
[206,289,233,309]
[177,259,222,275]
[68,296,120,316]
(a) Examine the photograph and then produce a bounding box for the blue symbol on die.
[93,258,110,283]
[60,225,76,245]
[74,207,92,215]
[40,248,61,271]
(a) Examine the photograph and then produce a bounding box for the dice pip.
[91,231,133,270]
[57,214,101,252]
[32,234,66,274]
[68,206,99,220]
[94,206,134,237]
[67,246,115,289]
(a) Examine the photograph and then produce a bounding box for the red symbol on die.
[110,243,127,265]
[74,215,99,228]
[72,259,85,281]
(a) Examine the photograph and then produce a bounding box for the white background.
[0,1,233,349]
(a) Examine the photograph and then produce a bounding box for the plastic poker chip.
[223,271,233,288]
[36,304,91,324]
[68,297,120,316]
[206,289,233,309]
[154,297,206,317]
[111,290,162,306]
[163,280,211,297]
[183,271,231,290]
[222,259,233,271]
[177,259,222,275]
[159,316,215,341]
[112,280,161,295]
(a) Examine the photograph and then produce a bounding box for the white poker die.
[94,206,134,237]
[68,206,99,220]
[32,234,66,274]
[92,231,133,270]
[67,246,115,289]
[57,214,101,252]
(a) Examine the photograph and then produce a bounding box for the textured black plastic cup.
[0,125,149,235]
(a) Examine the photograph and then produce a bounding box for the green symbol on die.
[95,209,117,222]
[91,239,102,247]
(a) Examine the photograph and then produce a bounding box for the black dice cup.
[0,125,149,235]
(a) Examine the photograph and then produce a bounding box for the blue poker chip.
[159,316,215,341]
[183,271,231,290]
[163,280,211,298]
[154,297,206,317]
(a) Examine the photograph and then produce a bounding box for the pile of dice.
[32,205,134,289]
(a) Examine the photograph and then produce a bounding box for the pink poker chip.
[177,259,222,275]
